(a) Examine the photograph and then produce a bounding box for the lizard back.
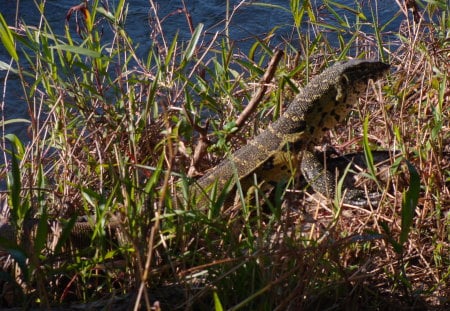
[192,59,390,203]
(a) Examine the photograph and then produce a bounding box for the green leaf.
[0,13,18,61]
[335,161,353,210]
[5,133,25,156]
[0,118,31,126]
[362,116,380,185]
[325,0,367,20]
[211,178,234,218]
[0,60,19,73]
[165,32,179,67]
[34,211,49,254]
[50,44,104,58]
[0,236,29,281]
[96,7,116,22]
[183,23,203,62]
[5,135,22,225]
[81,187,101,208]
[380,221,402,254]
[54,216,77,255]
[213,291,224,311]
[113,0,127,20]
[400,161,420,246]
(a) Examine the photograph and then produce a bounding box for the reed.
[0,0,448,309]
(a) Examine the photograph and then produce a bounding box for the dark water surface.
[0,0,402,137]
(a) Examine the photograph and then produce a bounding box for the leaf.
[380,221,402,254]
[0,118,31,126]
[50,44,104,58]
[5,133,25,156]
[183,23,203,62]
[362,116,377,182]
[0,13,18,61]
[144,154,165,194]
[361,116,386,204]
[325,0,367,20]
[96,7,115,22]
[213,291,224,311]
[400,161,420,246]
[113,0,127,20]
[81,187,101,208]
[34,211,49,254]
[5,135,22,225]
[54,216,77,255]
[0,236,29,281]
[0,60,19,73]
[211,178,234,218]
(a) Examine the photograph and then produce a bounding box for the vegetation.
[0,0,448,309]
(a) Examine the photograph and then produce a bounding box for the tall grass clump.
[0,0,448,309]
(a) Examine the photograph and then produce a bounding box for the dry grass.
[0,0,448,310]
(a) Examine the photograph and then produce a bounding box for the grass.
[0,0,449,309]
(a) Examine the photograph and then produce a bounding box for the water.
[0,0,402,137]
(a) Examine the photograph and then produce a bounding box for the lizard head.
[288,59,390,143]
[339,59,390,89]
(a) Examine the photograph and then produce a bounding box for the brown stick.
[234,49,284,130]
[188,50,283,175]
[187,119,209,177]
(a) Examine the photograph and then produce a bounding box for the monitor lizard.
[188,59,390,208]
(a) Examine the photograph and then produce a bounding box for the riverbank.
[0,1,449,309]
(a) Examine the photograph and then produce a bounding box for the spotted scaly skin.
[192,60,390,205]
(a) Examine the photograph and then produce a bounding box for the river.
[1,0,402,137]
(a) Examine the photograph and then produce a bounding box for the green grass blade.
[213,291,224,311]
[400,161,420,247]
[380,221,402,254]
[34,210,49,255]
[253,2,288,12]
[362,115,379,184]
[5,133,25,156]
[0,118,31,126]
[0,13,18,61]
[50,44,104,58]
[183,23,203,62]
[113,0,126,20]
[143,154,165,194]
[0,60,19,73]
[54,216,77,255]
[0,230,29,282]
[289,0,307,28]
[334,161,352,211]
[5,135,24,226]
[325,0,367,20]
[165,32,179,67]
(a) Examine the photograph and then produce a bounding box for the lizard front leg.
[300,150,381,206]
